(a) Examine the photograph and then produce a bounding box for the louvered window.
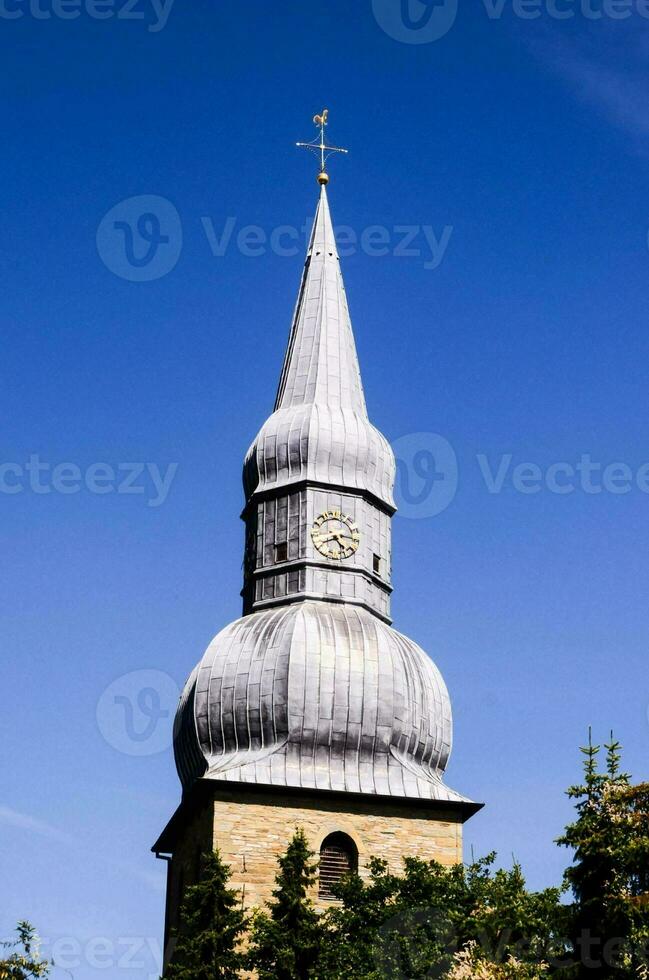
[318,833,358,899]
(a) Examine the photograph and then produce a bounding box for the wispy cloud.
[529,24,649,146]
[0,805,75,845]
[0,804,164,893]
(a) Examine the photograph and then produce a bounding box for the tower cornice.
[240,477,397,522]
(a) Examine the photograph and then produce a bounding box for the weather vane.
[296,109,348,185]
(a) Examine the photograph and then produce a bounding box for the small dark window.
[319,832,358,899]
[275,542,288,562]
[373,554,381,575]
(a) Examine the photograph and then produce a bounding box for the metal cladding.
[244,186,396,511]
[174,182,471,805]
[174,601,465,803]
[243,404,396,509]
[274,186,366,416]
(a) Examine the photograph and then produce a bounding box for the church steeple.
[242,135,396,622]
[274,184,367,416]
[157,120,478,969]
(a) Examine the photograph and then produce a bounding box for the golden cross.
[296,109,348,182]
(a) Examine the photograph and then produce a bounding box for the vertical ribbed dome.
[243,404,396,509]
[174,601,465,803]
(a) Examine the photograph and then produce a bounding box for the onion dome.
[174,601,464,803]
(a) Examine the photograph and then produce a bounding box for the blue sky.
[3,1,649,976]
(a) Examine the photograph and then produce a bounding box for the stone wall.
[209,785,463,911]
[162,784,466,971]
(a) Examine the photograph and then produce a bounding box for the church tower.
[154,116,480,964]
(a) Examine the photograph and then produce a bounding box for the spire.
[274,183,368,416]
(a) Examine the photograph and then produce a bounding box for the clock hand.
[332,531,354,547]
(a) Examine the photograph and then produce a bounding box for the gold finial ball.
[317,171,329,186]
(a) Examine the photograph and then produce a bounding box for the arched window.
[318,832,358,899]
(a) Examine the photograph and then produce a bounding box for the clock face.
[311,510,360,560]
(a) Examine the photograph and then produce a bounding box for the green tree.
[557,733,649,978]
[0,922,50,979]
[318,853,565,979]
[164,849,246,980]
[247,828,323,980]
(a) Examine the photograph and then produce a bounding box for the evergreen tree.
[164,849,246,980]
[318,853,565,979]
[247,828,323,980]
[0,922,50,979]
[557,732,649,978]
